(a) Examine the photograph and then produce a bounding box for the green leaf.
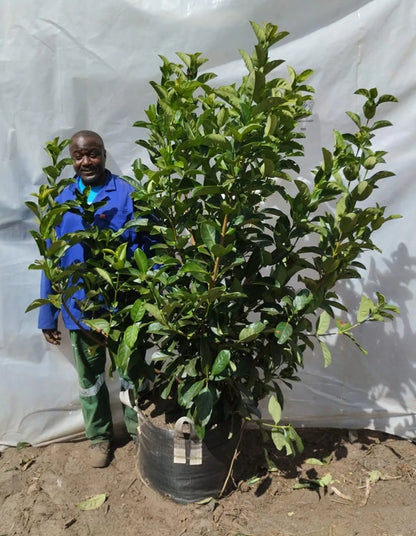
[181,380,205,408]
[130,299,146,322]
[305,457,326,466]
[193,186,221,197]
[319,340,332,367]
[317,311,330,335]
[150,80,169,100]
[48,294,62,309]
[250,20,266,43]
[239,48,254,71]
[340,213,357,233]
[239,321,266,342]
[211,244,234,257]
[76,494,106,511]
[202,133,231,150]
[287,426,304,454]
[354,181,373,201]
[322,147,333,174]
[195,388,214,428]
[271,429,293,456]
[95,267,113,287]
[293,290,313,312]
[179,260,209,276]
[346,111,361,128]
[42,165,59,179]
[368,170,395,183]
[265,114,277,137]
[274,322,293,344]
[196,496,217,508]
[318,473,333,487]
[200,223,216,251]
[214,86,241,109]
[17,441,31,450]
[48,240,70,259]
[114,242,127,269]
[147,321,170,335]
[369,469,382,483]
[335,319,352,333]
[25,200,41,219]
[25,298,52,313]
[83,318,110,335]
[216,107,228,127]
[363,155,377,170]
[294,473,333,490]
[377,94,398,104]
[268,395,282,424]
[371,120,393,131]
[355,88,370,97]
[211,349,230,376]
[116,339,132,373]
[343,331,368,355]
[335,195,347,220]
[161,376,175,399]
[293,482,312,490]
[175,51,191,68]
[357,295,374,323]
[124,324,140,349]
[322,257,340,274]
[364,100,376,120]
[297,68,314,82]
[134,248,149,274]
[145,304,165,323]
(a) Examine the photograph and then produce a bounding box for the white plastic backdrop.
[1,0,415,447]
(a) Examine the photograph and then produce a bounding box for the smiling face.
[69,131,107,186]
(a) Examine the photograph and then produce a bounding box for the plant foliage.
[27,22,400,452]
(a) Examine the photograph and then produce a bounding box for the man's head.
[69,130,107,186]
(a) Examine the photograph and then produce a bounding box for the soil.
[1,426,416,536]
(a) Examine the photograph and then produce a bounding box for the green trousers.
[69,330,138,443]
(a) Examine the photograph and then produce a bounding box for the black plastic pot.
[136,409,241,503]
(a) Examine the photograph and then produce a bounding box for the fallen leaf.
[20,458,35,471]
[369,470,381,483]
[16,441,31,450]
[76,493,107,511]
[197,496,217,512]
[305,457,326,466]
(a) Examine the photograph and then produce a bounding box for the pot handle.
[173,417,202,465]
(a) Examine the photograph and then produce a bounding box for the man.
[38,130,153,468]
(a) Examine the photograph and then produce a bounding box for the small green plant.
[294,473,333,490]
[27,22,400,456]
[25,138,74,308]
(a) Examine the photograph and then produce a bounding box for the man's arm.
[38,271,61,345]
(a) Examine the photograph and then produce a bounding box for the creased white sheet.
[1,0,415,447]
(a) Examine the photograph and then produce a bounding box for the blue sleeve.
[37,270,60,330]
[125,212,162,260]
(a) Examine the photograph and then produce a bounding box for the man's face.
[69,135,107,185]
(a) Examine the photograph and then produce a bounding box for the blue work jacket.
[38,171,155,331]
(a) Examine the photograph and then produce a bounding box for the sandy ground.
[1,427,416,536]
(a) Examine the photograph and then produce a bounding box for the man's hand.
[42,329,62,345]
